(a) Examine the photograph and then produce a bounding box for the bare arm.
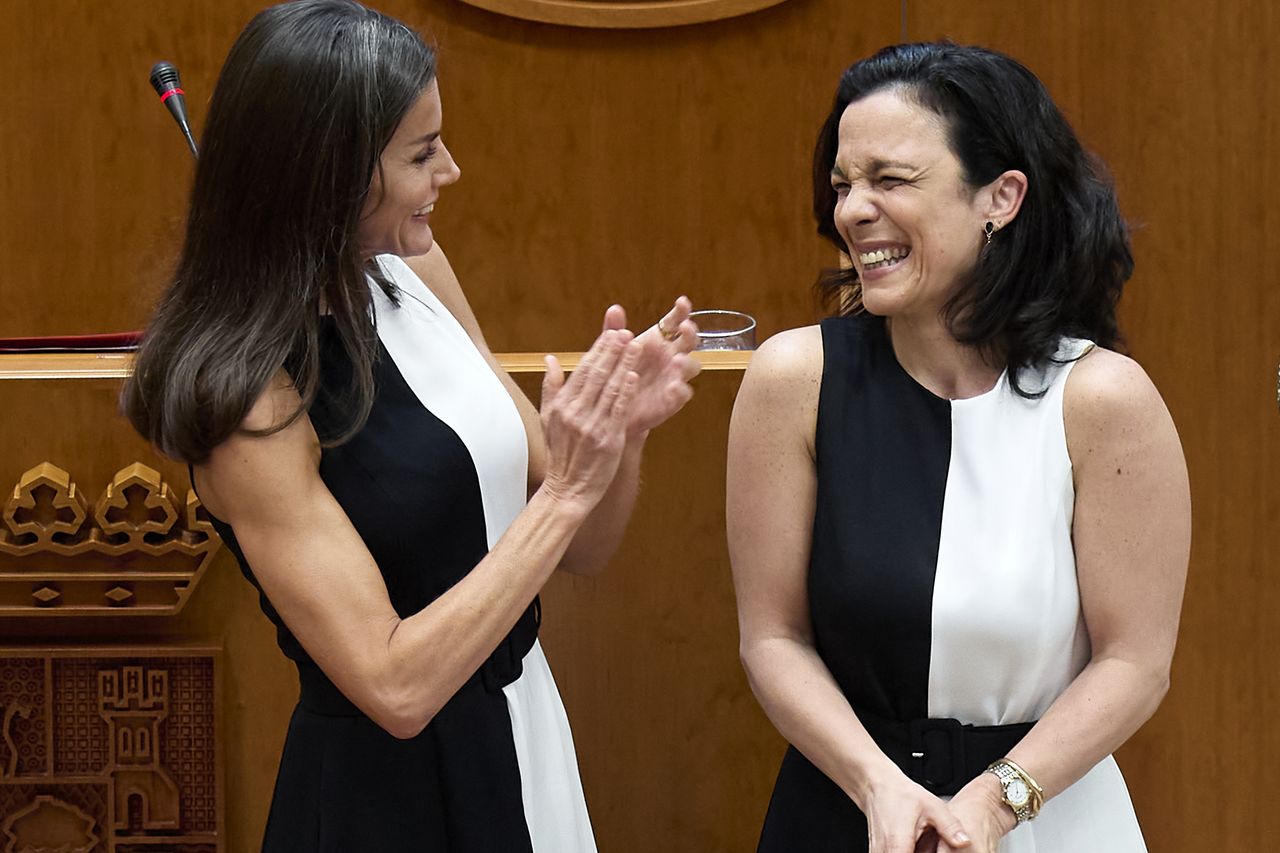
[197,329,639,740]
[728,327,969,853]
[405,246,697,576]
[941,348,1191,849]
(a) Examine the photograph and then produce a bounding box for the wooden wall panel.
[417,0,891,349]
[908,2,1280,848]
[1,0,900,348]
[0,2,243,338]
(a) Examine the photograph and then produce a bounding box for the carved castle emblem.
[0,649,221,852]
[0,462,220,616]
[99,667,180,832]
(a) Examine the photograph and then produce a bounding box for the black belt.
[857,709,1035,797]
[297,598,541,717]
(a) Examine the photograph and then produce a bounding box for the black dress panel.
[806,315,952,723]
[757,314,1146,851]
[206,322,539,851]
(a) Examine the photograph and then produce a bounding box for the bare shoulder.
[195,370,321,524]
[732,325,823,454]
[1064,346,1169,433]
[1063,346,1181,470]
[743,325,824,392]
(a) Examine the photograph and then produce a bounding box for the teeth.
[858,246,909,267]
[414,203,435,216]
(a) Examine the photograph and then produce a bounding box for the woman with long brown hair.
[124,2,699,849]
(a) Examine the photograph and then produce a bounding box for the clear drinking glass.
[689,310,756,351]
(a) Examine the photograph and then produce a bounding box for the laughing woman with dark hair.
[728,44,1189,853]
[123,1,699,849]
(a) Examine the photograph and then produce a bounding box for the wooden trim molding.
[0,349,751,380]
[454,0,791,28]
[0,462,220,617]
[498,349,753,372]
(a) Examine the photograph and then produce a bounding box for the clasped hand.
[865,771,1013,853]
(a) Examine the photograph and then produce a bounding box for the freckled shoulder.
[1062,346,1170,466]
[734,325,824,454]
[745,325,824,390]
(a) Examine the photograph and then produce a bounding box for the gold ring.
[658,320,679,342]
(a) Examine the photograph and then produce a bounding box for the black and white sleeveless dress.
[757,313,1147,852]
[208,255,596,851]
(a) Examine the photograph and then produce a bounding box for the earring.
[984,221,996,244]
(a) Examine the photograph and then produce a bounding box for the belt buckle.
[908,717,966,793]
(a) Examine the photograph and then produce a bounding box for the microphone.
[149,61,198,159]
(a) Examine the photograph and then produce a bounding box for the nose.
[835,184,879,231]
[437,141,461,186]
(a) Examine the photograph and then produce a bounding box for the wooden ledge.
[499,349,752,373]
[0,349,751,380]
[0,352,136,380]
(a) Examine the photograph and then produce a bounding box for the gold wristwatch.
[984,758,1044,823]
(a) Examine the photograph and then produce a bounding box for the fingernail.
[955,832,970,843]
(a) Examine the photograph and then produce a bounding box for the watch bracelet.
[985,758,1044,822]
[1000,757,1045,815]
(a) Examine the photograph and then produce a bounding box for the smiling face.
[831,88,992,324]
[357,81,461,259]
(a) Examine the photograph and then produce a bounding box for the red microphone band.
[159,88,185,103]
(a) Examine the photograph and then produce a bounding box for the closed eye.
[412,143,440,165]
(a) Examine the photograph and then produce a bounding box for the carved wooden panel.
[0,463,220,617]
[455,0,792,28]
[0,647,221,852]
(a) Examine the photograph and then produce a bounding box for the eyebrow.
[409,131,441,146]
[830,158,919,180]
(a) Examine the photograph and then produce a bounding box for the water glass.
[689,310,756,351]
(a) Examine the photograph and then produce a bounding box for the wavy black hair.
[123,0,436,462]
[813,42,1133,396]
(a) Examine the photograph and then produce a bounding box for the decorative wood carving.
[455,0,792,29]
[0,647,221,852]
[0,463,220,617]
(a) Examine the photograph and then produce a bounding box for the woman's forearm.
[742,635,902,808]
[1005,654,1170,801]
[556,432,647,576]
[371,487,589,736]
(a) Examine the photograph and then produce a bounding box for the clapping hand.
[539,330,640,514]
[600,296,701,439]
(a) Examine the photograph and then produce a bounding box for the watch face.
[1005,778,1030,807]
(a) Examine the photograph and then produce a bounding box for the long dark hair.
[123,0,437,463]
[813,42,1133,396]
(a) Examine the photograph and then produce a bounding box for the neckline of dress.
[870,315,1007,406]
